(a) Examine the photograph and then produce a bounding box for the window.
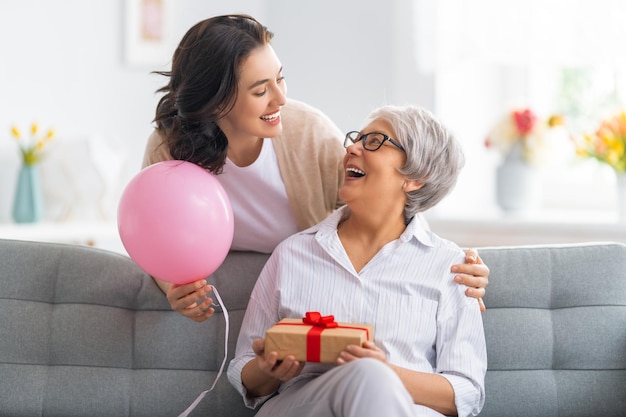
[427,0,626,216]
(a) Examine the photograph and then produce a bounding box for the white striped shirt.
[227,206,487,416]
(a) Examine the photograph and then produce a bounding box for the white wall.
[267,0,434,131]
[0,0,432,223]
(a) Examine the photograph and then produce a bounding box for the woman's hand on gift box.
[241,338,306,398]
[253,338,305,382]
[336,340,386,365]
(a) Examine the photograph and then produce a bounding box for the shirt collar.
[308,206,435,248]
[401,214,435,247]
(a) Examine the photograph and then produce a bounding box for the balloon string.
[177,285,229,417]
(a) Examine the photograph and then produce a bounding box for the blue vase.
[12,164,44,223]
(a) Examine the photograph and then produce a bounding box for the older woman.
[227,105,487,417]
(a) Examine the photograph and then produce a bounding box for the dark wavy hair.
[152,14,273,173]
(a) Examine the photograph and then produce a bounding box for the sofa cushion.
[478,243,626,417]
[0,239,263,417]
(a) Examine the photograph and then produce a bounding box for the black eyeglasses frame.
[344,130,406,152]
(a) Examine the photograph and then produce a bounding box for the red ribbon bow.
[302,311,338,328]
[301,312,337,362]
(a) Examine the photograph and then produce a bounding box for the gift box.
[264,312,374,363]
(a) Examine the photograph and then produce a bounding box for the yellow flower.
[577,110,626,173]
[11,126,21,140]
[8,122,56,166]
[548,115,565,127]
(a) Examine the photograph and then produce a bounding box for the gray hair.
[364,105,465,220]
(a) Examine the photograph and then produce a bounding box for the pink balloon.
[117,160,234,284]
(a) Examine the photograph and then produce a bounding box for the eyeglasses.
[344,131,406,152]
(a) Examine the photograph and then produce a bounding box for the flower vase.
[495,143,541,213]
[616,173,626,222]
[12,164,44,223]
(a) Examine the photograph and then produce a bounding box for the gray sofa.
[1,238,625,417]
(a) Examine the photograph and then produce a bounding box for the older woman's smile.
[346,166,365,178]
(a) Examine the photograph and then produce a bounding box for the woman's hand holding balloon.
[166,279,217,322]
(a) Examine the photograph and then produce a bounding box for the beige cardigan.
[142,99,346,231]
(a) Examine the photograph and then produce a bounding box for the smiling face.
[216,44,287,144]
[339,119,419,216]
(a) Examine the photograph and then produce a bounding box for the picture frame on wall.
[124,0,175,68]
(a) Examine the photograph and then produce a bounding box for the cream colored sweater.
[142,99,346,231]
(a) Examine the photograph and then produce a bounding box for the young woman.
[142,14,489,322]
[228,105,486,417]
